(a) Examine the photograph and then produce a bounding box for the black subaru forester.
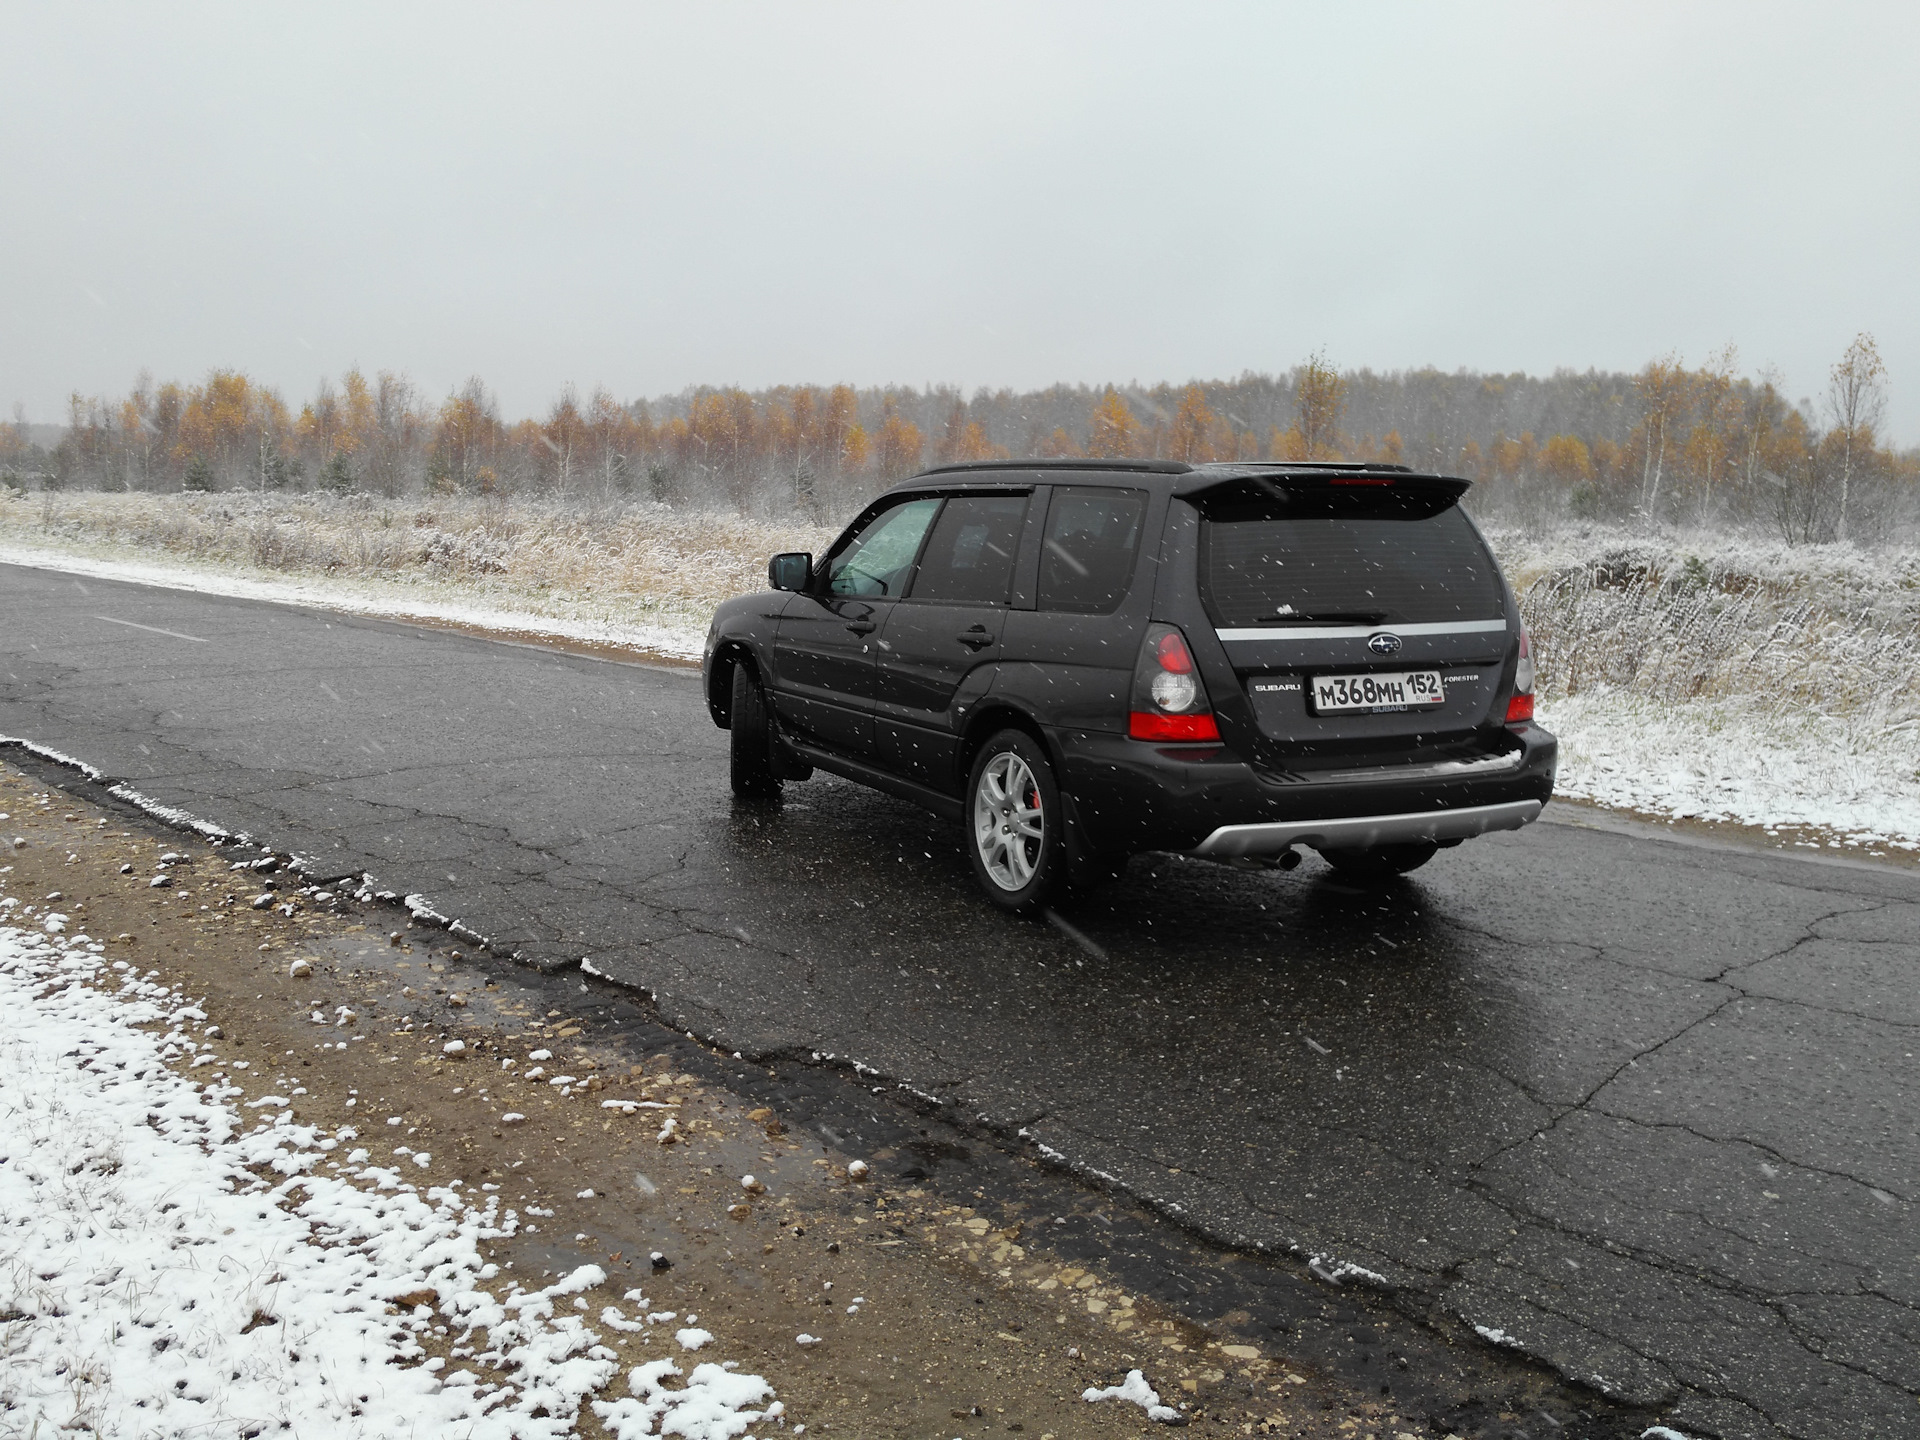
[703,459,1556,911]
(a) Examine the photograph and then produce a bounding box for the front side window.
[908,494,1028,604]
[826,497,941,597]
[1038,486,1146,614]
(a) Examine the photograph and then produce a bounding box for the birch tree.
[1086,389,1141,459]
[1295,350,1346,459]
[1168,384,1217,462]
[1635,354,1689,522]
[1826,332,1886,543]
[1685,344,1739,524]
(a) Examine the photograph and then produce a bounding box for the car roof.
[891,458,1470,498]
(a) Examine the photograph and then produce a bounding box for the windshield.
[1199,501,1502,627]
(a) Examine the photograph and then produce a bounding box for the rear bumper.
[1193,799,1542,857]
[1050,723,1557,857]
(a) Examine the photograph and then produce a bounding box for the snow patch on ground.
[0,733,104,781]
[594,1359,778,1439]
[1539,690,1920,851]
[104,781,234,841]
[1306,1254,1389,1288]
[0,736,259,851]
[1082,1368,1182,1423]
[0,921,782,1438]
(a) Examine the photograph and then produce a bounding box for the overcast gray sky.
[5,2,1916,439]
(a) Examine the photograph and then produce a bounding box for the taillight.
[1130,623,1220,742]
[1505,625,1535,725]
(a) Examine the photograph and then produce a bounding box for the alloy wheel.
[972,751,1044,892]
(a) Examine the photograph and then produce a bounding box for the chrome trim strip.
[1216,619,1509,642]
[1309,750,1524,785]
[1192,799,1542,858]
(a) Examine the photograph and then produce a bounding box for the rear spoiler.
[1175,466,1471,511]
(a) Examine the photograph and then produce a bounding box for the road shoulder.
[8,756,1530,1439]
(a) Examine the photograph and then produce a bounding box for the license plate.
[1311,669,1444,714]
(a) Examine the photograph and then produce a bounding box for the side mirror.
[768,552,812,592]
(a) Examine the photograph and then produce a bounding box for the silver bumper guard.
[1192,799,1543,859]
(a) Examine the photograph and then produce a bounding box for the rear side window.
[1201,502,1502,626]
[910,494,1028,604]
[1038,487,1145,614]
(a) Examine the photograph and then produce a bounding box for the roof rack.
[917,458,1193,477]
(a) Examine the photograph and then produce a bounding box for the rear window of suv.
[1199,492,1502,627]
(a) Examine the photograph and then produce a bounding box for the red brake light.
[1130,711,1221,742]
[1507,623,1535,725]
[1329,476,1393,486]
[1130,623,1218,742]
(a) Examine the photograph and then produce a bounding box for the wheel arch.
[956,701,1058,790]
[707,641,759,729]
[958,701,1119,901]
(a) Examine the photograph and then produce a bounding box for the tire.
[1316,841,1438,879]
[965,729,1066,913]
[729,661,781,799]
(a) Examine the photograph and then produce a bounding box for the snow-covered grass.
[0,488,838,661]
[0,921,785,1438]
[1487,525,1920,850]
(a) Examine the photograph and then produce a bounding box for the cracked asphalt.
[5,561,1917,1440]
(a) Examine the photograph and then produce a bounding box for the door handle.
[956,629,995,650]
[843,619,877,635]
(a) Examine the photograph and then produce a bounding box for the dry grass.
[1489,527,1920,722]
[1,489,842,633]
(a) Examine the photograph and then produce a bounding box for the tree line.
[3,336,1909,543]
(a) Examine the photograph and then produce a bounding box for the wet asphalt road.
[5,561,1918,1440]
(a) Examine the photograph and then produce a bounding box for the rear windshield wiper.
[1254,610,1389,626]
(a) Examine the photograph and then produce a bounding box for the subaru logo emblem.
[1368,632,1402,655]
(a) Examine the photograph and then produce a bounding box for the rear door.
[873,490,1029,789]
[995,484,1155,730]
[1195,484,1511,752]
[771,495,940,760]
